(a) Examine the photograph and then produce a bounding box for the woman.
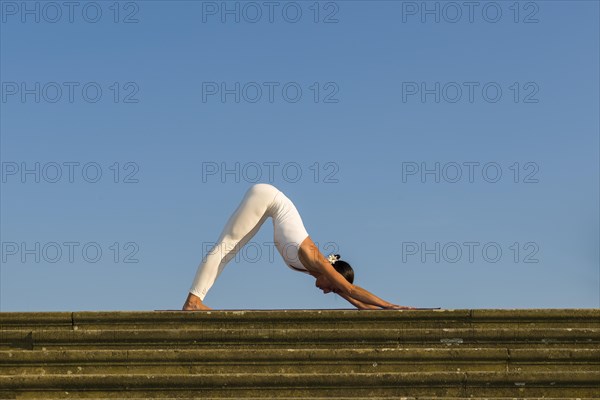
[182,183,414,311]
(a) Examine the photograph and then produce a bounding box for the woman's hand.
[384,304,417,310]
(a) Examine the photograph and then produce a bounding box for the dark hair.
[331,254,354,284]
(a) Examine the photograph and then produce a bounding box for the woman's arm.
[335,290,381,310]
[299,238,413,309]
[345,284,398,309]
[347,285,415,309]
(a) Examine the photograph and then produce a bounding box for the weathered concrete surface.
[2,309,598,329]
[3,327,598,347]
[0,309,598,399]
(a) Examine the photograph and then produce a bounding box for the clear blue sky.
[1,0,598,311]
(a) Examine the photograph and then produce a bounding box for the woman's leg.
[187,184,280,302]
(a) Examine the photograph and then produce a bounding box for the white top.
[269,190,310,274]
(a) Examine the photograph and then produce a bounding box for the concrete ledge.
[1,371,599,388]
[2,309,599,327]
[0,309,597,399]
[2,398,599,400]
[1,348,598,376]
[2,327,598,350]
[5,392,597,400]
[3,347,598,363]
[0,372,598,397]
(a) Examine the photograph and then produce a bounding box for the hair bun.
[327,253,340,264]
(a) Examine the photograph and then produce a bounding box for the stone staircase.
[0,309,598,399]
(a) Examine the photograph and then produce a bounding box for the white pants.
[189,183,309,300]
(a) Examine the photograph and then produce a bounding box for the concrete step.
[1,348,598,375]
[5,397,600,400]
[7,393,598,400]
[0,309,597,398]
[1,309,599,331]
[2,328,598,350]
[0,371,599,397]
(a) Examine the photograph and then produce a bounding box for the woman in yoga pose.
[182,183,414,311]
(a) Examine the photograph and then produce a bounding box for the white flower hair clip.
[327,254,339,264]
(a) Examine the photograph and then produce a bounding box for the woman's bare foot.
[182,292,213,311]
